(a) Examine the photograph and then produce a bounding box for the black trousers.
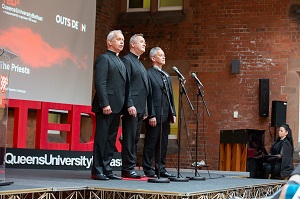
[121,112,144,171]
[262,163,281,179]
[91,112,120,175]
[142,121,170,174]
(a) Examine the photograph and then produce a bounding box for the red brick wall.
[111,0,299,170]
[94,0,116,56]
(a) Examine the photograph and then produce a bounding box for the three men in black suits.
[121,34,148,179]
[91,30,136,180]
[142,47,176,178]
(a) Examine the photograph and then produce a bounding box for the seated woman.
[262,124,294,179]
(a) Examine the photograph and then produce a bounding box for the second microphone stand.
[170,78,194,182]
[189,83,210,180]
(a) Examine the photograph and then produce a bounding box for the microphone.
[191,72,204,87]
[172,66,185,83]
[153,65,169,77]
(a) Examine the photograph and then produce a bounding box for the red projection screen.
[0,0,96,106]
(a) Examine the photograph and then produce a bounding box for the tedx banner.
[5,148,122,170]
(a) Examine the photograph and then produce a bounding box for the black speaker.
[231,60,240,74]
[271,101,287,127]
[259,79,269,117]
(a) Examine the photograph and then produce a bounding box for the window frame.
[127,0,150,13]
[158,0,182,11]
[127,0,182,13]
[158,6,182,11]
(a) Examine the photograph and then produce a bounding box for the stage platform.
[0,168,285,199]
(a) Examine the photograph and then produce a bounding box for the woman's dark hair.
[281,124,294,154]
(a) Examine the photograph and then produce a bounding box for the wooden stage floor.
[0,168,286,199]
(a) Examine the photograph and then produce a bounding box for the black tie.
[138,60,149,93]
[116,56,126,77]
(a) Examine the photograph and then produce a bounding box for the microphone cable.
[159,79,224,180]
[183,91,224,180]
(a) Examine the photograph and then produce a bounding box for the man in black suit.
[91,30,136,180]
[142,47,176,178]
[121,34,148,179]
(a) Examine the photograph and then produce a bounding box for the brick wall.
[111,0,299,170]
[94,0,116,56]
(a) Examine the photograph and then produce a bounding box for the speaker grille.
[271,101,287,127]
[259,79,269,117]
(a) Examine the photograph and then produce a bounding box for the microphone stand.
[170,78,193,182]
[148,75,171,183]
[189,83,210,180]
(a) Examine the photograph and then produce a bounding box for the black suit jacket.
[122,52,148,114]
[147,67,176,123]
[92,50,133,113]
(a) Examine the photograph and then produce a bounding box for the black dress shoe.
[106,173,122,180]
[122,170,141,179]
[144,172,157,178]
[160,171,176,178]
[91,173,109,180]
